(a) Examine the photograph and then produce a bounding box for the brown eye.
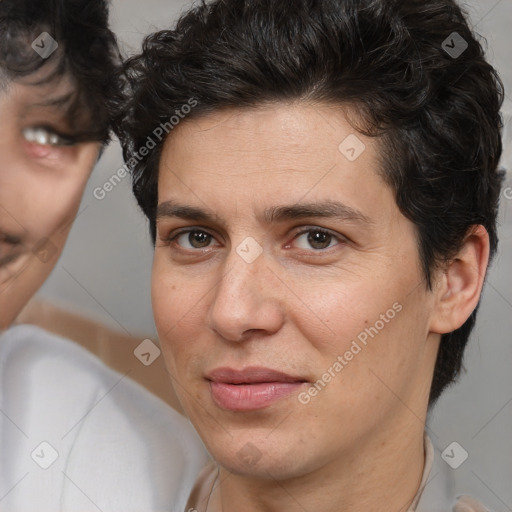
[307,230,332,250]
[292,228,340,251]
[188,231,212,248]
[174,230,218,250]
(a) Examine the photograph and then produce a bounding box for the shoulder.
[0,325,208,512]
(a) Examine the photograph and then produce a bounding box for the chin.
[203,427,311,479]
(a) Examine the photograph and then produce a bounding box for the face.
[0,68,101,329]
[152,102,441,480]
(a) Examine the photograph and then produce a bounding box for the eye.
[292,228,342,250]
[22,126,76,147]
[173,229,220,250]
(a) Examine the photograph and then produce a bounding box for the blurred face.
[0,69,101,329]
[152,102,440,480]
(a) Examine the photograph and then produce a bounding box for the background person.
[0,1,206,510]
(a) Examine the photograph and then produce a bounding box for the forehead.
[157,102,398,223]
[159,102,381,188]
[165,101,363,152]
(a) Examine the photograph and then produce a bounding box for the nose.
[207,247,285,343]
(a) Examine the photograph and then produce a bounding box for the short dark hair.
[114,0,505,406]
[0,0,121,142]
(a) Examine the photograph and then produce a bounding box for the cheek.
[0,242,67,329]
[46,155,96,225]
[287,275,399,353]
[3,152,95,238]
[288,267,426,388]
[19,181,85,241]
[297,283,429,418]
[151,261,214,411]
[153,262,193,331]
[151,258,209,361]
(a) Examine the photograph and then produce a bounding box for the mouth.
[206,366,308,412]
[0,231,25,269]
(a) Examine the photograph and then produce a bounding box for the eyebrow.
[156,202,221,223]
[28,91,75,110]
[263,201,373,224]
[156,200,373,226]
[20,91,76,119]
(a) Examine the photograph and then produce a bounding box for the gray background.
[38,0,512,507]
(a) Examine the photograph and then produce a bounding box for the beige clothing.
[185,435,489,512]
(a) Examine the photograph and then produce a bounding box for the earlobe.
[429,225,490,335]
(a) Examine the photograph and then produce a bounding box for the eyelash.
[165,227,345,253]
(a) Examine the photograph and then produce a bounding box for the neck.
[211,419,426,512]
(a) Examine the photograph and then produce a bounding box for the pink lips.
[207,367,307,411]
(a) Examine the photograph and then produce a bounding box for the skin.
[152,101,489,511]
[0,60,182,411]
[0,65,100,329]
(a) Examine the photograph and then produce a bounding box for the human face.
[0,70,101,329]
[152,102,440,481]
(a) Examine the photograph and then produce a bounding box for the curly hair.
[0,0,122,143]
[114,0,505,406]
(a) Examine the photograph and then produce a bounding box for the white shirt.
[0,325,209,512]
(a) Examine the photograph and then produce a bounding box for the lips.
[0,231,25,269]
[206,366,308,411]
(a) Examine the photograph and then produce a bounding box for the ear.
[429,225,490,334]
